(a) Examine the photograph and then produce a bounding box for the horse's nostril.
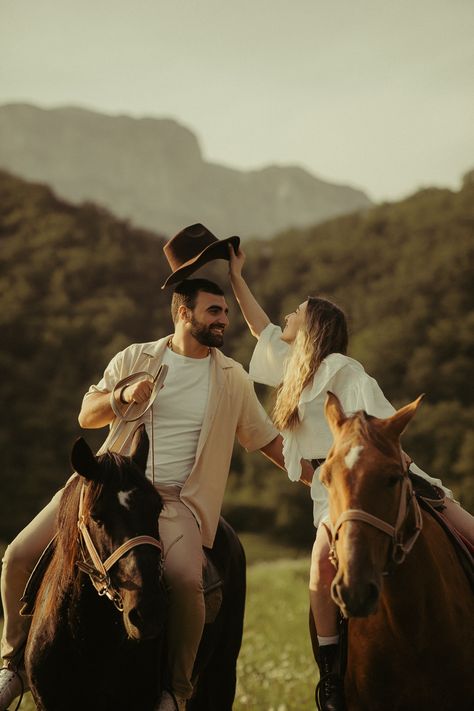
[367,581,380,606]
[331,580,341,603]
[127,607,142,628]
[331,577,380,617]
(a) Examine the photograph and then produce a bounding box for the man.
[0,277,302,711]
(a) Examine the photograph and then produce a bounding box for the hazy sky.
[1,0,472,201]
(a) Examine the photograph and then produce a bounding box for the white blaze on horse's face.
[344,445,364,470]
[118,490,133,510]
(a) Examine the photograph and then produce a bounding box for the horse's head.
[320,392,423,618]
[71,425,166,640]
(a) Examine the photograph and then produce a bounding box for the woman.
[229,246,474,711]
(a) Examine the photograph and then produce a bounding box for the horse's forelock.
[96,450,146,490]
[347,411,399,461]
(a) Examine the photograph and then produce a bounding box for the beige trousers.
[1,487,65,665]
[1,484,205,700]
[155,485,205,699]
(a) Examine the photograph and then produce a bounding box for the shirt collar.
[143,336,234,370]
[300,353,364,404]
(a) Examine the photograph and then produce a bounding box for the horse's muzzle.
[124,603,166,640]
[331,573,380,618]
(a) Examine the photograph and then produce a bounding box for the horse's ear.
[71,438,102,481]
[130,424,149,474]
[325,391,347,434]
[381,394,424,440]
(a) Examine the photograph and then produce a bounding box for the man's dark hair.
[171,279,224,323]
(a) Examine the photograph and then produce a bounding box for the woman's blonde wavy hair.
[272,296,348,430]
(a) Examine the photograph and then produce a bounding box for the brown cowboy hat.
[161,223,240,289]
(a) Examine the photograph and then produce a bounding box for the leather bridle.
[324,461,423,573]
[76,484,164,611]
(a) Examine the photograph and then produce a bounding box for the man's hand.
[300,459,314,487]
[121,378,154,404]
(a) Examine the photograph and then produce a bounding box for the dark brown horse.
[24,426,246,711]
[312,392,474,711]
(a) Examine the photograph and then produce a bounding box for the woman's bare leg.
[443,498,474,545]
[309,525,339,638]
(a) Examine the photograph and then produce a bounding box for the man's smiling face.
[188,291,230,348]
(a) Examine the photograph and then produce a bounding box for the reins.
[325,464,424,572]
[76,484,163,610]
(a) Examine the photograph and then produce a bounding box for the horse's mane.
[40,451,159,626]
[39,474,99,625]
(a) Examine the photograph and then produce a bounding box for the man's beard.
[190,316,225,348]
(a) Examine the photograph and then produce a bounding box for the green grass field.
[234,557,315,710]
[1,535,316,710]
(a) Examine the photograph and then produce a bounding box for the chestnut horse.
[24,426,246,711]
[312,392,474,711]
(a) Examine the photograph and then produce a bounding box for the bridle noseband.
[76,484,164,611]
[325,464,423,573]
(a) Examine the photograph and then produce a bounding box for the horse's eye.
[90,513,105,527]
[388,474,402,488]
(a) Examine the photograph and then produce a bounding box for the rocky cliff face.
[0,103,372,238]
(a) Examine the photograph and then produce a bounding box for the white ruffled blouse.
[249,323,452,526]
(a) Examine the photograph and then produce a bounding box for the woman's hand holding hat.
[228,243,246,281]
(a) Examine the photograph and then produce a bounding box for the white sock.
[317,634,340,646]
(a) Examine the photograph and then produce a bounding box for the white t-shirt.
[145,347,211,486]
[249,323,453,526]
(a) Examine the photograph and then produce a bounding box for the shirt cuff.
[282,431,304,482]
[249,323,288,387]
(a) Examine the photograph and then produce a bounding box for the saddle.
[409,471,474,590]
[20,538,223,624]
[202,554,223,624]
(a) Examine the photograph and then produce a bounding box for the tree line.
[1,169,472,545]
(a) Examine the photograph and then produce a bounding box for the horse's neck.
[346,511,473,710]
[377,511,466,636]
[380,539,435,629]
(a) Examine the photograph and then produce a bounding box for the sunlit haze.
[1,0,472,201]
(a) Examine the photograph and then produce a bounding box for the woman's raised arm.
[228,245,271,338]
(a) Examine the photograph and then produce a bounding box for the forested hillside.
[222,177,474,541]
[1,170,473,544]
[0,171,171,538]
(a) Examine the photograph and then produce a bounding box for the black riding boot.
[315,643,346,711]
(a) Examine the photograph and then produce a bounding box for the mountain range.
[0,103,372,238]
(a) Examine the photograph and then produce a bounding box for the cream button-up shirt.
[249,323,453,527]
[83,335,278,547]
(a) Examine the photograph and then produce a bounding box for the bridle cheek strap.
[77,485,163,610]
[326,475,423,570]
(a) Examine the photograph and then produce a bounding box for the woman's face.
[281,300,308,343]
